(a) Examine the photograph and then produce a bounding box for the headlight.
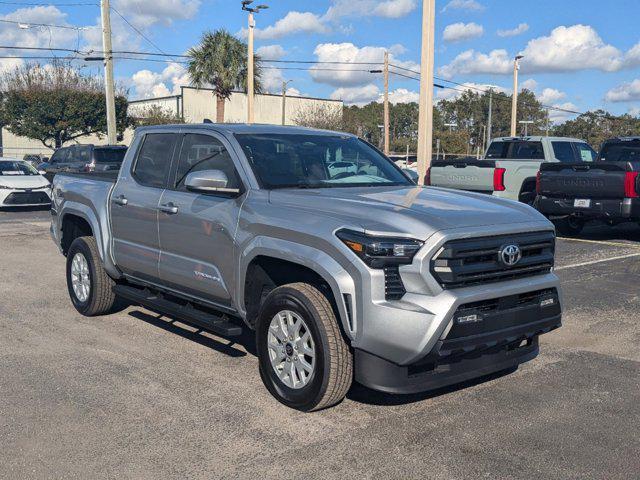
[336,229,423,268]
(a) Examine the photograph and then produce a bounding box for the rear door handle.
[159,202,178,214]
[113,194,128,206]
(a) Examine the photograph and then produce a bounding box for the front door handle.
[159,202,178,214]
[113,194,128,206]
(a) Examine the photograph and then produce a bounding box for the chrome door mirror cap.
[184,170,240,195]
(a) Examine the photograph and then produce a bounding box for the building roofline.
[179,85,343,104]
[129,95,181,104]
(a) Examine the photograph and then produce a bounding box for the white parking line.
[556,252,640,270]
[557,237,640,249]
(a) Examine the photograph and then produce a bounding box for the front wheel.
[66,236,122,316]
[256,283,353,411]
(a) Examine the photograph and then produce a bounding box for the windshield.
[599,141,640,162]
[235,133,411,189]
[0,161,39,176]
[94,148,127,163]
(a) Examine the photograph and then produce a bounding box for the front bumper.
[355,288,561,394]
[537,195,640,220]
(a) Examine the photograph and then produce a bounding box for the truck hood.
[269,185,549,238]
[0,174,49,189]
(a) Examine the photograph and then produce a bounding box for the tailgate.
[539,162,631,199]
[430,159,496,192]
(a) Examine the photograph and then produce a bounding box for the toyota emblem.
[500,244,522,267]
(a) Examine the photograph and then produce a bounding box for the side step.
[113,284,242,337]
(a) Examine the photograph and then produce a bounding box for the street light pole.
[510,55,523,137]
[416,0,436,186]
[242,1,268,124]
[281,79,292,125]
[100,0,117,144]
[383,50,390,155]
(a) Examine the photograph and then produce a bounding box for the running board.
[113,284,242,337]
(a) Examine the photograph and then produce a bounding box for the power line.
[0,17,87,30]
[0,1,96,5]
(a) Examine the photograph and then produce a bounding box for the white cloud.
[438,49,511,78]
[0,57,24,75]
[629,107,640,117]
[443,22,483,43]
[538,88,566,104]
[331,83,380,105]
[438,24,629,78]
[113,0,200,28]
[371,0,418,18]
[497,23,529,37]
[0,6,78,51]
[256,44,286,60]
[441,0,484,12]
[311,42,418,87]
[131,62,190,99]
[548,102,578,123]
[260,67,285,94]
[624,42,640,68]
[385,88,420,104]
[243,11,329,40]
[521,78,538,90]
[520,25,623,73]
[605,79,640,102]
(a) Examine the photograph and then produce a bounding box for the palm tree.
[187,29,262,123]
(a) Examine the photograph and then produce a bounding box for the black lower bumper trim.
[355,339,539,395]
[537,195,640,220]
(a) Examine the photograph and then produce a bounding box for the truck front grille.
[431,231,555,289]
[4,192,50,205]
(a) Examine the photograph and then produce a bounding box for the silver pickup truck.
[51,124,561,411]
[428,136,597,204]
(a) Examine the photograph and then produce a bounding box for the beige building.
[1,86,343,158]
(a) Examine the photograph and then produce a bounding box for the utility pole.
[100,0,116,145]
[383,50,390,155]
[486,88,493,146]
[242,1,268,124]
[416,0,436,185]
[281,79,292,125]
[510,55,523,137]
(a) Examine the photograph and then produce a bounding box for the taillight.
[624,171,639,198]
[424,167,431,186]
[536,171,542,194]
[83,163,95,173]
[493,167,506,191]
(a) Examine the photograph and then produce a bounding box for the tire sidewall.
[66,238,95,314]
[256,286,332,411]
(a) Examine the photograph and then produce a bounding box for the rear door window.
[552,141,576,162]
[94,148,127,163]
[485,142,508,159]
[75,146,92,164]
[133,133,178,188]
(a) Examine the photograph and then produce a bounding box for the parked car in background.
[428,137,597,205]
[0,158,51,208]
[51,124,561,411]
[23,154,49,170]
[536,136,640,235]
[40,144,127,182]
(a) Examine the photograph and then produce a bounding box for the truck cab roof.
[491,136,588,143]
[135,123,357,138]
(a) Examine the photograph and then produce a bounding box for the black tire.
[66,236,121,316]
[256,283,353,411]
[554,216,585,237]
[519,189,536,206]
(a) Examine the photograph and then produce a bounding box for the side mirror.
[184,169,240,195]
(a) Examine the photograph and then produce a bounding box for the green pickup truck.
[427,136,597,205]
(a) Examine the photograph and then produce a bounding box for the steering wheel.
[333,171,357,180]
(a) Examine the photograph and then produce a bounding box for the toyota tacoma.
[50,124,562,411]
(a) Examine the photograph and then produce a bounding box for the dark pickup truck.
[536,137,640,235]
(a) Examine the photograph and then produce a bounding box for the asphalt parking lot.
[1,208,639,480]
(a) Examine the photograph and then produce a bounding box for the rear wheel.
[66,236,122,316]
[554,216,585,237]
[256,283,353,411]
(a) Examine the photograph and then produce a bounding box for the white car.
[0,158,51,207]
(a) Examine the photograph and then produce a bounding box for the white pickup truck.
[428,137,597,205]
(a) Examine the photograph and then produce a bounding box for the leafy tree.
[187,29,262,123]
[553,110,640,149]
[293,103,344,131]
[134,104,184,126]
[0,61,129,149]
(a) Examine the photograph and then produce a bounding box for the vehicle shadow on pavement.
[128,310,257,358]
[346,368,517,407]
[561,222,640,242]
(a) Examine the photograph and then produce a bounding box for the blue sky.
[1,0,639,122]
